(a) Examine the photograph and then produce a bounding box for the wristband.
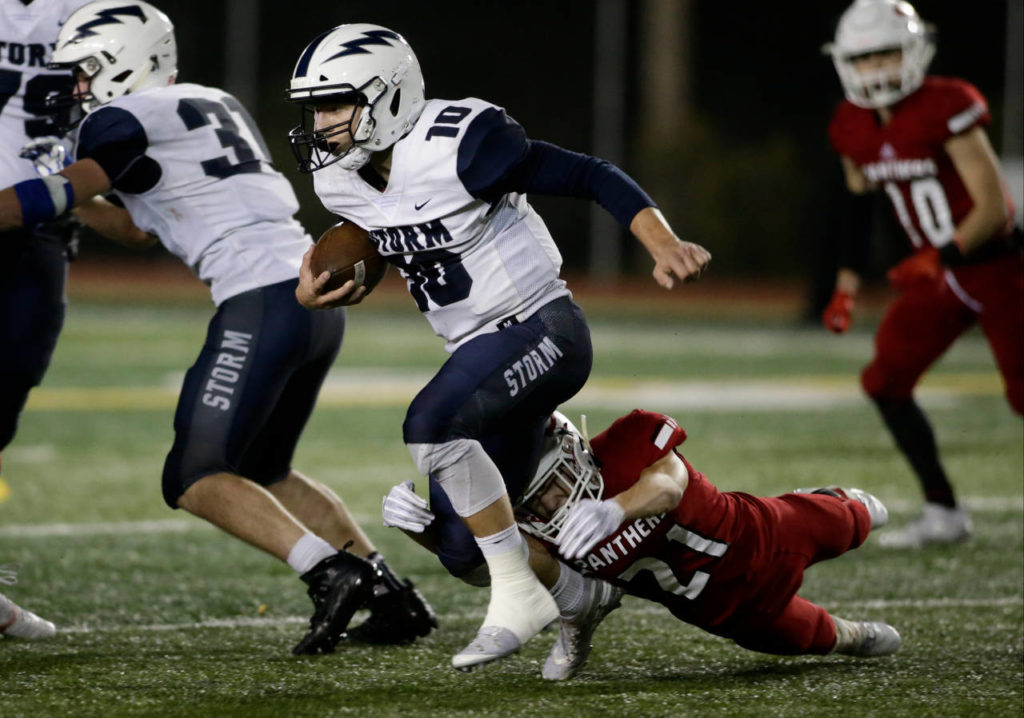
[938,234,964,265]
[13,175,74,226]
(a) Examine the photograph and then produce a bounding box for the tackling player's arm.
[610,452,689,520]
[943,126,1010,257]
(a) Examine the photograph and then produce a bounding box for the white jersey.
[313,97,570,352]
[74,82,311,305]
[0,0,83,185]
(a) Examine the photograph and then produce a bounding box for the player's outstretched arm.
[558,453,689,560]
[614,452,689,519]
[630,207,711,289]
[295,245,367,309]
[74,197,157,249]
[0,158,111,232]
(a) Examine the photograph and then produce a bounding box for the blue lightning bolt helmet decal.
[322,29,400,62]
[68,6,147,43]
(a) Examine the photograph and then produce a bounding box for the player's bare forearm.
[0,187,25,231]
[629,207,711,289]
[2,159,114,233]
[74,197,156,248]
[946,127,1010,253]
[397,522,442,557]
[834,267,861,296]
[613,453,688,520]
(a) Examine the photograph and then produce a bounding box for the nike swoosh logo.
[414,199,431,211]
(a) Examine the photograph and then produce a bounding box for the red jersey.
[829,76,1010,252]
[565,410,787,630]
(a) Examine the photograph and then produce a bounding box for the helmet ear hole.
[389,88,402,116]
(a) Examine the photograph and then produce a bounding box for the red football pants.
[710,493,872,655]
[862,252,1024,414]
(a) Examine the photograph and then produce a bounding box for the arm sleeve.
[457,107,656,228]
[76,106,161,193]
[837,189,875,272]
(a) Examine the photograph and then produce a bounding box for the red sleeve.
[828,101,854,155]
[590,410,687,486]
[926,78,990,143]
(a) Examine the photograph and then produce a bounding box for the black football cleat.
[345,555,437,645]
[293,549,376,655]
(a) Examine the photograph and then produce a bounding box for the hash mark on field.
[56,596,1023,635]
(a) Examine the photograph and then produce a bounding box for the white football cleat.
[0,593,56,640]
[542,578,623,681]
[878,503,972,549]
[841,488,889,530]
[451,626,522,671]
[834,620,902,657]
[452,574,558,671]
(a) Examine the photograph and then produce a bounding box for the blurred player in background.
[0,1,436,654]
[822,0,1023,547]
[384,410,901,680]
[0,0,95,642]
[288,23,711,670]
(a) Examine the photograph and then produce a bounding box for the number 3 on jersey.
[176,97,270,179]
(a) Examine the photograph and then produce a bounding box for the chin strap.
[339,146,372,171]
[579,414,594,454]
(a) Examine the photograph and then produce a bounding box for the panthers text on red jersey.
[829,76,1011,251]
[567,409,786,630]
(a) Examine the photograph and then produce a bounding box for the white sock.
[286,532,337,574]
[831,615,860,653]
[549,562,587,618]
[474,526,557,640]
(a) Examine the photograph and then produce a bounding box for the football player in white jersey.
[0,0,92,642]
[0,1,437,654]
[287,23,711,670]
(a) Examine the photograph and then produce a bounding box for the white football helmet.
[48,0,177,117]
[285,23,425,172]
[516,412,604,543]
[827,0,934,108]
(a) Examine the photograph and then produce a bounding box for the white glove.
[557,498,626,560]
[382,480,435,533]
[19,136,69,177]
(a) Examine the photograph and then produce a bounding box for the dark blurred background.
[80,0,1021,316]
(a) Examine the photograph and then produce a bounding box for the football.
[309,221,388,295]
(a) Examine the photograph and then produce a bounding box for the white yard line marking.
[0,519,202,538]
[1,496,1020,539]
[55,596,1023,635]
[24,372,1004,412]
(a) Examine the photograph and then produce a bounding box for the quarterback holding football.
[822,0,1023,548]
[288,23,712,670]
